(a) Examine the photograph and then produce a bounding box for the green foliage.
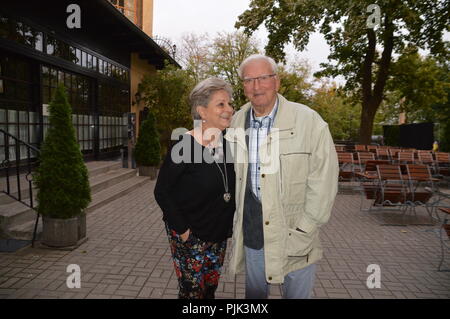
[138,63,193,155]
[34,85,91,219]
[236,0,449,143]
[386,46,449,123]
[378,48,449,149]
[178,31,323,111]
[440,123,450,152]
[310,82,360,141]
[179,31,260,110]
[278,61,313,106]
[207,32,260,109]
[135,112,161,166]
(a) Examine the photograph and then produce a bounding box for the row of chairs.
[336,144,425,152]
[338,151,450,179]
[359,163,441,222]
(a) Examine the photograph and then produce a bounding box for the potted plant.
[34,85,91,248]
[134,111,161,179]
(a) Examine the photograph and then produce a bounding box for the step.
[90,168,137,194]
[6,175,152,240]
[0,167,137,234]
[0,200,36,232]
[86,161,122,178]
[7,218,42,241]
[0,161,122,205]
[85,175,151,213]
[0,177,34,205]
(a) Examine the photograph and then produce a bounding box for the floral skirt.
[165,223,227,299]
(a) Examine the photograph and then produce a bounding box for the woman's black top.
[154,133,235,243]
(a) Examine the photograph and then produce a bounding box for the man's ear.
[275,75,281,92]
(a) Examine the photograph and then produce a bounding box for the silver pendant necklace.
[210,147,231,203]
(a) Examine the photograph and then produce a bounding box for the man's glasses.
[242,74,276,86]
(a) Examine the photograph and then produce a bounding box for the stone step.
[0,160,148,241]
[0,161,122,205]
[4,175,151,240]
[0,200,35,235]
[7,218,42,241]
[89,168,137,194]
[86,161,122,178]
[85,175,151,214]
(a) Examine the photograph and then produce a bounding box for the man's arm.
[297,121,339,233]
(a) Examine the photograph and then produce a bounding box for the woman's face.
[197,89,234,132]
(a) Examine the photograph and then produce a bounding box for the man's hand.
[180,229,190,242]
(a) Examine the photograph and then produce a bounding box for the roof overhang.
[98,0,180,69]
[1,0,180,69]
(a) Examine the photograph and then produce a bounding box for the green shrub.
[34,85,91,219]
[135,111,161,166]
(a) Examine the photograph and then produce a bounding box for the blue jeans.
[244,246,316,299]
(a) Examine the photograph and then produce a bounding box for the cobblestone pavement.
[1,180,449,299]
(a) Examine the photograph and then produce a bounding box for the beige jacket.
[225,94,339,284]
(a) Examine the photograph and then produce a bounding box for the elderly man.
[225,54,339,299]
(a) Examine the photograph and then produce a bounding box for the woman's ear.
[196,106,206,120]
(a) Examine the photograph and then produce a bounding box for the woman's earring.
[202,119,206,123]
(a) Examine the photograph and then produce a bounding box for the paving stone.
[1,182,449,299]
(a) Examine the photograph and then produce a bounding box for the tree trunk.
[359,17,394,144]
[359,101,378,144]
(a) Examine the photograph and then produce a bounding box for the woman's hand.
[180,229,190,242]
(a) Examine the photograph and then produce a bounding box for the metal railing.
[0,129,40,247]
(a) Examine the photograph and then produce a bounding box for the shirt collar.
[250,98,279,128]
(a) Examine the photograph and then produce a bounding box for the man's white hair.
[238,54,278,79]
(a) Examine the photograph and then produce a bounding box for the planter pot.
[138,166,158,179]
[42,216,79,248]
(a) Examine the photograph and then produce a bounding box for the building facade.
[0,0,176,162]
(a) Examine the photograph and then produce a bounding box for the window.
[87,54,92,69]
[0,54,38,161]
[40,66,94,153]
[76,48,82,66]
[46,35,55,55]
[1,13,130,84]
[82,51,87,68]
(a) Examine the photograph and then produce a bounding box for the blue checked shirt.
[248,100,278,200]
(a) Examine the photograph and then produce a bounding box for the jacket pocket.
[279,152,310,204]
[286,227,315,257]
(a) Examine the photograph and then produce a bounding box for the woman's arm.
[154,147,189,235]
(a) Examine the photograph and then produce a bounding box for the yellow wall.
[130,53,156,134]
[142,0,153,37]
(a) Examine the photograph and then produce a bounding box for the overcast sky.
[152,0,331,75]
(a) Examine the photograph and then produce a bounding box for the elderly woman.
[154,77,235,299]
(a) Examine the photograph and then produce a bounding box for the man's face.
[242,59,280,111]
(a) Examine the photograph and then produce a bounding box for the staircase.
[0,161,151,241]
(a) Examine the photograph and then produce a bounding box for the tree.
[134,112,161,167]
[175,31,260,109]
[178,33,211,83]
[310,81,361,141]
[34,85,91,219]
[386,46,449,123]
[278,59,313,105]
[377,47,449,150]
[208,31,260,109]
[138,63,194,155]
[236,0,449,144]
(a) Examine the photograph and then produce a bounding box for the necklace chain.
[210,146,231,202]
